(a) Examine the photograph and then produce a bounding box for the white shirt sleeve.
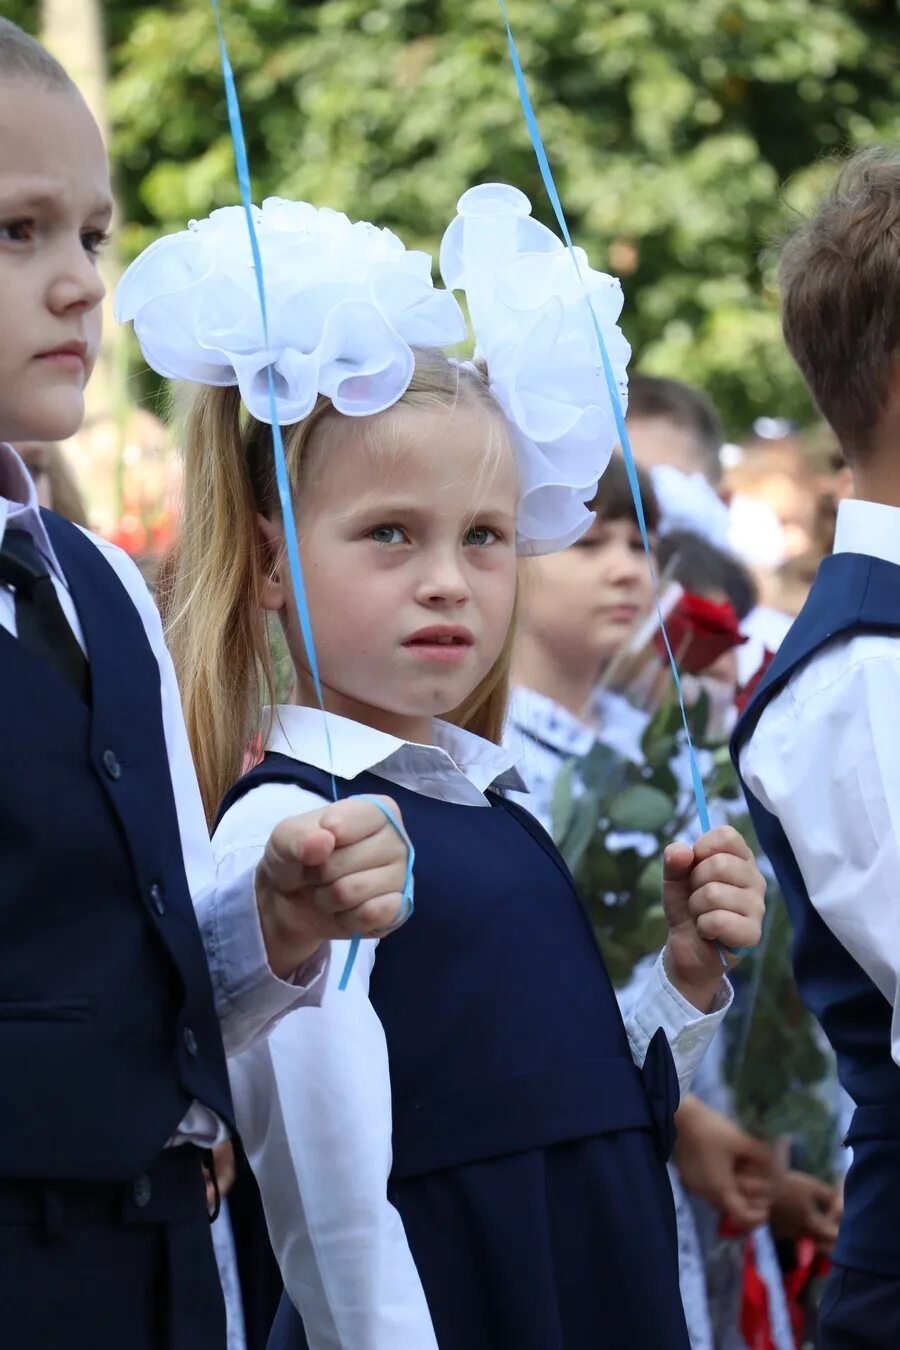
[620,953,733,1100]
[89,537,328,1057]
[216,784,438,1350]
[740,637,900,1067]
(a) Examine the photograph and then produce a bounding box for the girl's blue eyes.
[466,526,498,547]
[368,525,500,547]
[369,525,405,546]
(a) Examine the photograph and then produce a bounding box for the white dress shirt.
[0,442,327,1147]
[740,496,900,1070]
[218,705,732,1350]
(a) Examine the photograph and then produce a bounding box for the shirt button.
[149,883,165,916]
[183,1026,199,1058]
[678,1032,699,1052]
[102,749,122,780]
[132,1173,152,1208]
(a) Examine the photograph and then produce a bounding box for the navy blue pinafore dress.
[219,756,688,1350]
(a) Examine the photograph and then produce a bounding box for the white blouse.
[216,706,732,1350]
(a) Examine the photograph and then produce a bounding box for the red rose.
[735,647,777,715]
[655,591,748,675]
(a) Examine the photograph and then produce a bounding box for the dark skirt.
[269,1127,689,1350]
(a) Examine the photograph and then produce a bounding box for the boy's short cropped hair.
[779,147,900,461]
[626,375,724,485]
[656,529,758,621]
[0,18,72,88]
[588,452,661,535]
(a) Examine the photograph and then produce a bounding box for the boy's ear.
[255,513,286,612]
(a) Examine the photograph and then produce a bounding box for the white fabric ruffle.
[441,183,630,555]
[114,199,468,424]
[116,186,631,556]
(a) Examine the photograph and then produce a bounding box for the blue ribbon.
[497,1,746,964]
[342,796,417,991]
[210,0,414,985]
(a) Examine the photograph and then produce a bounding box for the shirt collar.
[506,685,596,758]
[0,442,68,587]
[833,497,900,568]
[265,706,526,806]
[507,684,648,765]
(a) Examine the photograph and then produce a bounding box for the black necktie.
[0,527,89,701]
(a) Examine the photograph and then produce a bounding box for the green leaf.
[689,688,711,743]
[635,858,665,903]
[645,762,679,799]
[558,796,599,874]
[607,785,675,834]
[550,758,577,845]
[575,740,628,793]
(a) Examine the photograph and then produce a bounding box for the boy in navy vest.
[0,20,411,1349]
[732,148,900,1347]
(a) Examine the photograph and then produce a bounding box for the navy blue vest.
[732,551,900,1274]
[220,755,663,1180]
[0,512,233,1181]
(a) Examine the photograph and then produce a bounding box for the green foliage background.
[12,0,900,433]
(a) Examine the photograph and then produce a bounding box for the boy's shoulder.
[68,522,162,633]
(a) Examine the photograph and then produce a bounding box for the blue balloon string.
[497,1,744,965]
[210,0,414,985]
[340,797,417,991]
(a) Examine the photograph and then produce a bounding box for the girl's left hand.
[661,825,766,1011]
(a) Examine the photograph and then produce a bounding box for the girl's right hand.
[254,795,411,978]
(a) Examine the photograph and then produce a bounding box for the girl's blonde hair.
[167,348,518,823]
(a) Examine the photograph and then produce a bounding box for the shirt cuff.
[622,951,733,1101]
[196,866,330,1059]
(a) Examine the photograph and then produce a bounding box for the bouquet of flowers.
[552,593,836,1173]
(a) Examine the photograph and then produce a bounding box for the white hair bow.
[115,185,630,556]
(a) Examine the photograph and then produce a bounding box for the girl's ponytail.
[167,385,275,825]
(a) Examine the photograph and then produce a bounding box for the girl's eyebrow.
[342,496,515,519]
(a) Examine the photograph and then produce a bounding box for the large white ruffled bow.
[441,183,630,553]
[115,186,630,555]
[115,199,467,423]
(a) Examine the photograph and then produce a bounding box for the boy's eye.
[81,229,110,259]
[369,524,406,545]
[465,525,499,547]
[0,219,35,244]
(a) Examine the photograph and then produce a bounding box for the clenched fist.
[255,795,411,978]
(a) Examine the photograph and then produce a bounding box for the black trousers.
[818,1263,900,1350]
[0,1147,226,1350]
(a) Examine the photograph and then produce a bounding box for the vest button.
[102,749,121,780]
[183,1026,199,1058]
[149,883,165,916]
[133,1173,152,1208]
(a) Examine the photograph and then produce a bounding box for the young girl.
[117,187,765,1350]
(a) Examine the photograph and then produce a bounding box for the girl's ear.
[256,512,287,612]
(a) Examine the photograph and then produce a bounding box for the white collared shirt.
[0,442,327,1148]
[740,496,900,1069]
[218,705,732,1350]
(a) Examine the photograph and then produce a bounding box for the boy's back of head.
[625,375,724,487]
[780,147,900,464]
